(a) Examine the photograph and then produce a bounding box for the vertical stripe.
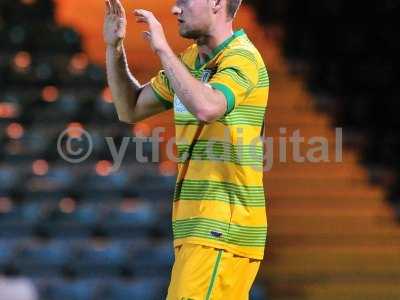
[205,249,223,300]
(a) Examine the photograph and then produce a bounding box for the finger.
[133,9,143,17]
[113,0,120,15]
[134,9,151,19]
[135,10,157,26]
[136,16,148,24]
[115,0,123,17]
[110,0,118,15]
[105,0,111,15]
[108,0,114,14]
[118,0,126,18]
[133,10,146,22]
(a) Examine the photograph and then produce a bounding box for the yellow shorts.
[166,243,261,300]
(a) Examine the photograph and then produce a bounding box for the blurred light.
[133,122,151,138]
[6,123,24,139]
[0,103,18,118]
[101,87,113,103]
[21,0,36,5]
[69,52,88,74]
[14,51,31,70]
[59,197,76,214]
[32,159,49,176]
[159,160,177,176]
[95,160,112,176]
[120,199,138,212]
[42,86,59,102]
[0,197,13,213]
[66,122,84,138]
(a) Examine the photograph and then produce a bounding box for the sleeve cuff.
[150,84,173,110]
[210,83,235,115]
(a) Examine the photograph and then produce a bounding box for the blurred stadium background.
[0,0,399,299]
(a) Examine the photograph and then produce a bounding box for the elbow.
[118,114,136,124]
[115,104,137,124]
[195,108,221,124]
[118,117,135,124]
[194,91,227,123]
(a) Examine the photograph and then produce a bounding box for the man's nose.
[171,4,182,16]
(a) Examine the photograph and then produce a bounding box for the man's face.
[172,0,214,39]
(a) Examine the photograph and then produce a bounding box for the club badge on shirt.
[174,69,212,113]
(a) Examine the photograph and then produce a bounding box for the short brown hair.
[226,0,242,19]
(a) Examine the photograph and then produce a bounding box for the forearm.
[106,43,142,122]
[158,48,223,122]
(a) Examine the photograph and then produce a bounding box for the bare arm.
[134,9,227,123]
[104,0,166,123]
[158,49,226,123]
[106,43,141,122]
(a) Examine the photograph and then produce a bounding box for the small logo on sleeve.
[210,230,223,238]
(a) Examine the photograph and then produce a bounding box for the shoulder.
[222,35,262,67]
[178,43,198,65]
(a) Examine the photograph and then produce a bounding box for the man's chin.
[179,28,201,40]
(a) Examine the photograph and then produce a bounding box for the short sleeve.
[150,70,174,110]
[209,49,258,115]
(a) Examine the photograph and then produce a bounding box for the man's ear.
[211,0,223,14]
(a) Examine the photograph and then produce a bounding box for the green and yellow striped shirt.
[150,29,269,259]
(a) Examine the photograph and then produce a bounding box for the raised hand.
[104,0,127,47]
[134,9,169,53]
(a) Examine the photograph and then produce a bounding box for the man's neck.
[196,26,234,63]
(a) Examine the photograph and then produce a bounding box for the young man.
[104,0,269,299]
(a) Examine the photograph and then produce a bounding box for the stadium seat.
[0,201,42,238]
[42,278,99,300]
[25,166,75,194]
[0,239,19,267]
[40,201,99,238]
[129,241,174,276]
[78,168,130,194]
[101,199,158,238]
[71,239,128,276]
[101,278,168,300]
[0,167,20,194]
[13,239,71,276]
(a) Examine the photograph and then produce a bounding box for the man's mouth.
[178,19,184,23]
